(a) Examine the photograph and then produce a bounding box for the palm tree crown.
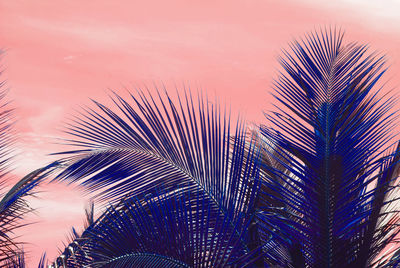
[259,29,400,267]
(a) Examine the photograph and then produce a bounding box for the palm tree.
[258,29,400,267]
[51,29,400,267]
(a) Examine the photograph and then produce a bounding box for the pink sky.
[1,0,400,265]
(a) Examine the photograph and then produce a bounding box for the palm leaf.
[259,28,400,267]
[0,82,58,265]
[54,89,259,219]
[0,84,58,265]
[52,88,264,265]
[51,190,261,267]
[0,162,60,266]
[0,86,18,265]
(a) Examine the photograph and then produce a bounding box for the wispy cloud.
[300,0,400,32]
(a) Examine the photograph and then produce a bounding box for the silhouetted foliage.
[259,29,400,267]
[23,29,400,267]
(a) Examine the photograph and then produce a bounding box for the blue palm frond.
[51,189,262,268]
[0,162,60,266]
[0,87,18,265]
[259,28,400,267]
[55,89,258,214]
[52,88,263,262]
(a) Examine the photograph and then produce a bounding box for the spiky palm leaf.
[51,189,262,267]
[0,162,59,267]
[0,88,18,265]
[52,89,263,266]
[0,86,59,265]
[259,29,400,267]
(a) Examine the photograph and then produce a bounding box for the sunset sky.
[1,0,400,265]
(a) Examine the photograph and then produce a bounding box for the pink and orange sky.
[1,0,400,265]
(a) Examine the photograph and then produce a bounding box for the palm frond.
[260,28,400,267]
[51,190,262,268]
[52,88,263,262]
[0,162,60,265]
[55,89,258,213]
[0,81,59,265]
[0,86,18,265]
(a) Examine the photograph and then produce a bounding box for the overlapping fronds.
[52,88,264,266]
[39,28,400,267]
[51,191,262,268]
[55,88,260,213]
[259,28,400,267]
